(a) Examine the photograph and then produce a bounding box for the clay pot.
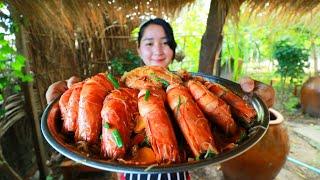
[300,76,320,117]
[221,108,289,180]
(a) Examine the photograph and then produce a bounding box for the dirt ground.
[282,111,320,179]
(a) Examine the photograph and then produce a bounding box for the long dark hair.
[137,18,177,58]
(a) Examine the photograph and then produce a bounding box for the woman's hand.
[45,76,81,104]
[239,77,275,108]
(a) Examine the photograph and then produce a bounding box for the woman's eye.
[163,41,169,45]
[146,43,153,46]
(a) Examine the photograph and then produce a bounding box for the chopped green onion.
[107,73,120,89]
[158,78,169,87]
[195,155,200,161]
[103,122,110,129]
[204,149,216,159]
[99,134,102,140]
[144,89,150,101]
[112,129,123,148]
[142,136,150,146]
[176,96,181,116]
[237,131,247,144]
[177,96,181,110]
[150,73,169,87]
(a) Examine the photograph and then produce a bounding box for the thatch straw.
[7,0,195,107]
[6,0,320,108]
[9,0,195,48]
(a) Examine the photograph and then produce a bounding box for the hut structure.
[0,0,319,179]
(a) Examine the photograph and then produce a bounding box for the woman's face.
[138,24,174,68]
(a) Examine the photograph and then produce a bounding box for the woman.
[46,18,175,102]
[46,18,275,179]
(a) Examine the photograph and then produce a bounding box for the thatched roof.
[246,0,320,14]
[10,0,195,48]
[11,0,319,51]
[6,0,320,108]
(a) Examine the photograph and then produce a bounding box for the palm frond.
[0,93,26,138]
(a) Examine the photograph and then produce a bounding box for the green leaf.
[13,85,21,92]
[21,74,33,82]
[0,107,5,117]
[0,44,14,54]
[16,54,26,63]
[46,175,53,180]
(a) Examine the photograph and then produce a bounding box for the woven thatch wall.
[8,0,195,108]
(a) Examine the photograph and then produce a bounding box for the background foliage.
[0,3,32,115]
[272,38,309,86]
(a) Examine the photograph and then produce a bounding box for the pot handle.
[268,108,284,125]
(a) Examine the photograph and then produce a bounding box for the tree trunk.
[199,0,228,75]
[311,39,319,75]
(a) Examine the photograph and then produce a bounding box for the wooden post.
[15,25,49,179]
[199,0,228,75]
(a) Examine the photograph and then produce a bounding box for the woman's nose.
[153,43,164,55]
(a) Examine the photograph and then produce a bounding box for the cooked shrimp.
[138,88,180,163]
[187,80,238,135]
[101,88,138,159]
[76,73,114,144]
[204,81,256,124]
[167,84,218,157]
[63,82,84,133]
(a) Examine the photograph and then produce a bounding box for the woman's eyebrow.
[142,37,167,41]
[142,38,153,41]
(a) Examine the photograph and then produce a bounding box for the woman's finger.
[67,76,81,88]
[46,81,68,103]
[239,76,255,93]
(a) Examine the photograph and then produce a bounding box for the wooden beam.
[199,0,228,75]
[15,25,49,179]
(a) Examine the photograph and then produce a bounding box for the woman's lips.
[153,58,165,62]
